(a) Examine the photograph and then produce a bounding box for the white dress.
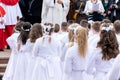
[25,39,36,80]
[104,54,120,80]
[63,43,93,80]
[88,34,100,49]
[86,48,115,80]
[12,40,28,80]
[41,0,70,25]
[31,35,62,80]
[2,32,20,80]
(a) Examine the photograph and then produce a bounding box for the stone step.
[0,72,4,80]
[0,58,9,64]
[0,64,7,72]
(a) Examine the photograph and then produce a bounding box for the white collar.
[116,0,119,3]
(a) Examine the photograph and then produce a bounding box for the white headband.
[21,26,31,31]
[69,23,81,34]
[101,25,113,32]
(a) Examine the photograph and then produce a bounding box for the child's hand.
[0,19,4,24]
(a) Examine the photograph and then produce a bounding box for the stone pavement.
[0,49,11,57]
[0,49,11,80]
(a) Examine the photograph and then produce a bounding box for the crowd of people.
[0,0,120,80]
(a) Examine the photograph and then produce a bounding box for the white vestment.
[41,0,70,25]
[3,3,22,25]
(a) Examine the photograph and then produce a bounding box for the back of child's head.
[29,23,43,43]
[43,23,54,43]
[54,24,60,33]
[18,22,32,45]
[92,21,101,33]
[80,20,89,28]
[114,20,120,34]
[61,22,68,31]
[14,21,24,32]
[102,19,111,24]
[97,23,119,60]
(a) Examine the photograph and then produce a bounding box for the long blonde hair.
[76,28,88,57]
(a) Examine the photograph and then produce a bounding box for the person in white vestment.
[86,23,119,80]
[12,22,31,80]
[114,20,120,49]
[64,27,93,80]
[25,23,43,80]
[3,22,24,80]
[41,0,70,25]
[88,21,101,48]
[31,25,62,80]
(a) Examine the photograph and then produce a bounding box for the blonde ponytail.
[76,28,88,57]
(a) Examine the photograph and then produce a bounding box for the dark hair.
[97,24,119,60]
[114,20,120,34]
[80,20,89,28]
[61,22,68,31]
[92,21,101,32]
[18,22,31,45]
[29,23,43,43]
[54,24,60,33]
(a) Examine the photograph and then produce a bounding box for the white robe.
[116,34,120,49]
[3,32,20,80]
[31,35,62,80]
[86,48,115,80]
[88,34,100,49]
[0,3,6,29]
[63,43,93,80]
[104,54,120,80]
[41,0,70,25]
[3,3,22,25]
[13,40,28,80]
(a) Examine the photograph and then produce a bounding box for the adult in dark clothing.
[19,0,29,20]
[74,0,87,23]
[108,0,120,22]
[101,0,111,19]
[19,0,43,24]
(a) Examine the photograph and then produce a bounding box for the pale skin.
[0,19,4,24]
[57,0,63,4]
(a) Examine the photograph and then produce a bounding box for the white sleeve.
[99,1,105,13]
[7,35,18,53]
[32,39,40,57]
[84,1,89,15]
[64,49,72,75]
[106,54,120,80]
[16,3,22,18]
[62,0,70,17]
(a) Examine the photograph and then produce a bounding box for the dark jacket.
[109,0,120,21]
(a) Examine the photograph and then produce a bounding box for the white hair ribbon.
[101,25,112,32]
